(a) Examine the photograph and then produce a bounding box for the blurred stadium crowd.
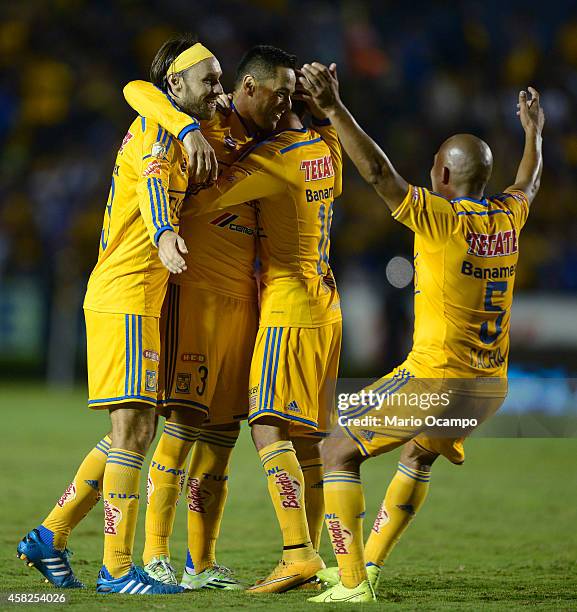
[1,0,576,378]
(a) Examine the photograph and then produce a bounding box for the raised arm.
[124,80,217,184]
[300,63,408,212]
[507,87,545,204]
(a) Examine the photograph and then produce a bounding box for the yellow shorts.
[338,363,506,464]
[85,309,160,409]
[248,322,342,434]
[158,284,258,426]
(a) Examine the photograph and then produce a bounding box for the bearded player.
[300,63,544,603]
[16,37,222,595]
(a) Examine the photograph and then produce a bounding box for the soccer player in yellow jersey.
[300,64,544,603]
[122,47,338,590]
[174,99,343,592]
[17,35,223,595]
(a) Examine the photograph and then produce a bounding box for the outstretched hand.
[299,62,341,114]
[517,87,545,135]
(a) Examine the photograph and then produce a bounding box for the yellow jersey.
[191,125,343,328]
[84,116,188,317]
[123,81,258,301]
[393,185,530,379]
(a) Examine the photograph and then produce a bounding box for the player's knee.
[250,417,289,450]
[320,436,362,472]
[168,407,205,429]
[110,405,156,453]
[400,440,438,471]
[292,436,322,462]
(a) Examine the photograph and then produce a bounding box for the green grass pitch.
[1,385,576,610]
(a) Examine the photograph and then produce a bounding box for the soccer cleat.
[294,575,323,591]
[247,554,325,594]
[144,555,178,585]
[181,564,244,590]
[308,579,376,603]
[317,563,381,590]
[17,529,84,589]
[96,564,184,594]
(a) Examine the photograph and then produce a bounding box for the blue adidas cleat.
[17,529,84,589]
[96,564,185,594]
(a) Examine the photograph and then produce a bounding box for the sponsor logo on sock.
[57,481,77,507]
[274,470,302,509]
[146,475,154,504]
[187,477,214,513]
[151,460,186,476]
[107,492,139,499]
[327,519,353,554]
[371,503,390,533]
[175,471,186,506]
[103,500,122,535]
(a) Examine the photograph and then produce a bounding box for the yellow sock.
[42,435,111,550]
[300,456,325,552]
[102,448,145,578]
[143,422,198,564]
[185,429,238,573]
[258,441,314,562]
[324,471,366,588]
[364,462,430,567]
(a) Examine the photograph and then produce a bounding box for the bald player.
[300,63,544,603]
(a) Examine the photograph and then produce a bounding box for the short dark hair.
[150,33,199,91]
[235,45,297,88]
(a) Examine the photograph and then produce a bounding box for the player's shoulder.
[488,189,530,208]
[240,128,323,161]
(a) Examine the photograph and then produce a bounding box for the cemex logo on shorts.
[57,482,77,507]
[103,500,122,535]
[326,516,353,554]
[274,470,302,509]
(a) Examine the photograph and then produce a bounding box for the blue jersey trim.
[177,123,200,141]
[456,209,512,217]
[451,195,489,207]
[154,225,174,246]
[280,137,322,154]
[311,116,331,127]
[124,315,130,395]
